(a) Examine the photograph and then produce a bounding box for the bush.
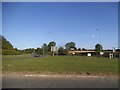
[58,47,69,55]
[2,50,22,55]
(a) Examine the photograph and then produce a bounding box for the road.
[2,74,118,88]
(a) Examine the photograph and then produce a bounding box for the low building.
[69,50,120,58]
[69,50,96,56]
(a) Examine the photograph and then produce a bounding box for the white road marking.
[76,75,97,78]
[25,74,104,78]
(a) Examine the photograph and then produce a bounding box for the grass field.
[2,55,118,75]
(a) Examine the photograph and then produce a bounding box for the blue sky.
[0,3,2,35]
[2,2,118,50]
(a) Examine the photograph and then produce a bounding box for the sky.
[0,3,2,35]
[2,2,118,50]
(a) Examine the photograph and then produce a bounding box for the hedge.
[2,50,21,55]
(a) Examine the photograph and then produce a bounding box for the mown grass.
[2,55,118,75]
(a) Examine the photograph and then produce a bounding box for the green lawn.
[2,55,118,75]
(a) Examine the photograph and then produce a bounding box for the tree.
[2,36,13,50]
[15,48,18,51]
[78,48,81,51]
[65,42,76,50]
[48,41,56,51]
[95,43,103,52]
[35,48,42,54]
[58,47,65,55]
[2,36,21,55]
[43,43,47,47]
[24,48,34,54]
[82,48,86,50]
[0,36,1,55]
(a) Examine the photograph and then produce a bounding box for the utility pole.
[52,47,54,56]
[32,49,35,57]
[42,46,44,55]
[97,28,102,56]
[24,49,25,54]
[52,45,54,56]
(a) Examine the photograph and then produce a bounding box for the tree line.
[1,35,21,55]
[1,35,103,55]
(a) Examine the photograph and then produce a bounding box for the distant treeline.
[1,35,119,55]
[1,35,21,55]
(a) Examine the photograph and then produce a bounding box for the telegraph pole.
[42,46,44,55]
[52,46,54,56]
[97,28,102,56]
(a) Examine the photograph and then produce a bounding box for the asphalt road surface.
[2,74,118,88]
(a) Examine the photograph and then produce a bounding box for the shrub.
[2,50,21,55]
